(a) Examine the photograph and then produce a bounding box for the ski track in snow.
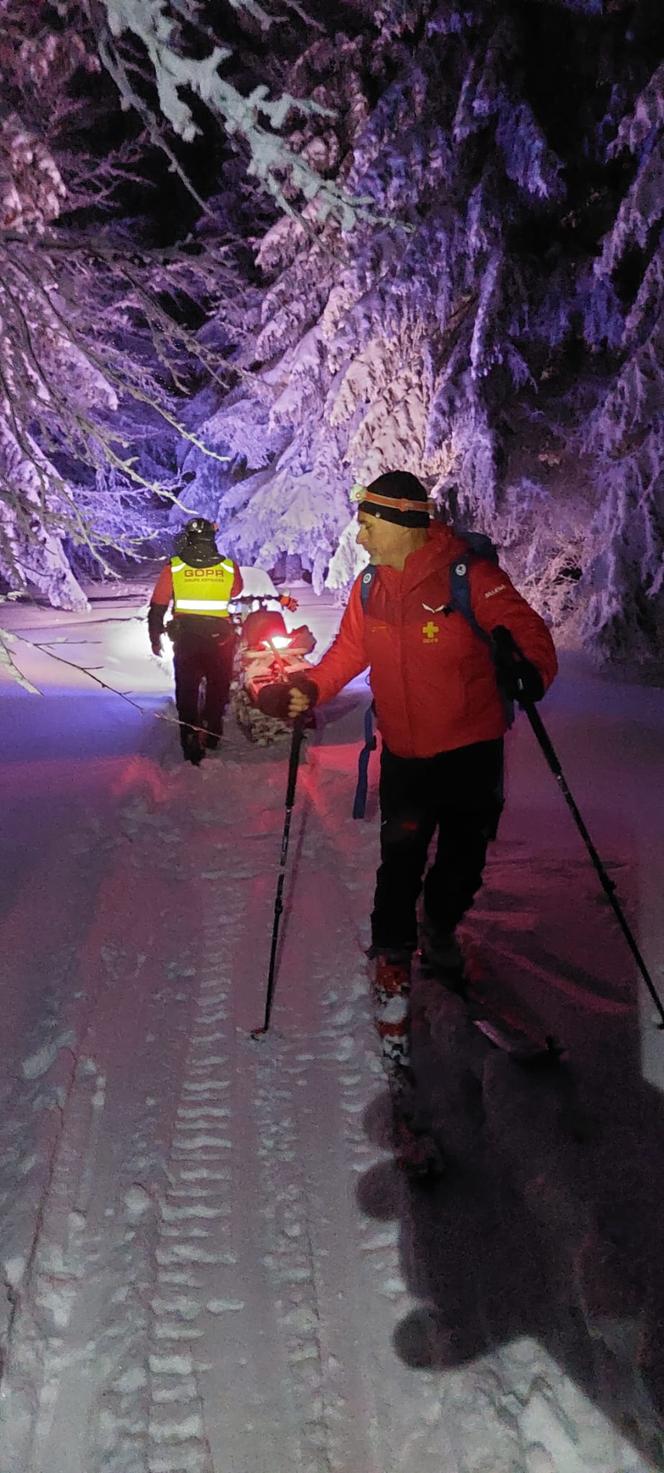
[1,600,663,1473]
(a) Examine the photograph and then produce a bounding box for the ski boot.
[371,952,446,1180]
[388,1066,447,1181]
[201,717,221,751]
[182,730,205,765]
[372,951,413,1077]
[419,921,465,992]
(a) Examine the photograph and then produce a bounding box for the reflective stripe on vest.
[170,556,235,618]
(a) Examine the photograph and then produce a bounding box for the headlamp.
[351,487,433,515]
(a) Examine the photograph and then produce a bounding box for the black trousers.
[172,621,236,750]
[371,739,504,953]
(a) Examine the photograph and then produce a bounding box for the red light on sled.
[262,635,292,650]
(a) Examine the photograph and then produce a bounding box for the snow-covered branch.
[94,0,370,225]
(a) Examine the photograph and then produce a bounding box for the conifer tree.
[179,0,663,660]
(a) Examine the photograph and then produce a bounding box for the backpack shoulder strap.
[353,564,379,819]
[449,554,491,645]
[352,701,377,819]
[359,564,378,612]
[450,555,515,727]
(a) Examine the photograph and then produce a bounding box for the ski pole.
[521,697,664,1030]
[490,625,664,1029]
[251,713,306,1037]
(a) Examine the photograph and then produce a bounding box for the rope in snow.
[6,627,227,746]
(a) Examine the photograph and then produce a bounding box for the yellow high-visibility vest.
[171,556,235,617]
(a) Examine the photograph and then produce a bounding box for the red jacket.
[311,525,557,759]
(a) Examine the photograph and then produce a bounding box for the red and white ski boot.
[371,954,446,1180]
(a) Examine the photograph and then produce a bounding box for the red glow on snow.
[109,756,170,803]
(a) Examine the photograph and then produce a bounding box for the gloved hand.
[279,591,299,612]
[287,677,317,719]
[491,626,544,704]
[151,637,163,658]
[257,674,318,720]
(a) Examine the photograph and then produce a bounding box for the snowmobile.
[230,594,317,744]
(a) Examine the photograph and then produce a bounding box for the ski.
[470,1007,562,1064]
[418,950,564,1065]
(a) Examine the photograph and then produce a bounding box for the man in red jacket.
[149,518,243,764]
[289,471,557,1149]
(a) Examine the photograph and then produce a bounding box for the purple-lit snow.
[0,585,663,1473]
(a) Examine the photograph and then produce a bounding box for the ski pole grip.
[257,675,317,720]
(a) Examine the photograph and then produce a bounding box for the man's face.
[356,510,407,564]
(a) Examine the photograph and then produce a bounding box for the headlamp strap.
[350,484,431,514]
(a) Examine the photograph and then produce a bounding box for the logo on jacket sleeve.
[422,620,439,643]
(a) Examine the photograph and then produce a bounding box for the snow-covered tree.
[0,0,248,606]
[1,0,662,668]
[0,4,97,604]
[177,1,664,662]
[93,0,369,227]
[581,62,664,661]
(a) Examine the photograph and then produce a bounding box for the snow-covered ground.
[1,582,664,1473]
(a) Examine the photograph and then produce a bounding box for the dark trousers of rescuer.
[371,737,505,955]
[172,618,236,752]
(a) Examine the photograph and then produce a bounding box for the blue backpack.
[352,529,508,819]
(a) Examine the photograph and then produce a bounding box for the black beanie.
[360,471,430,529]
